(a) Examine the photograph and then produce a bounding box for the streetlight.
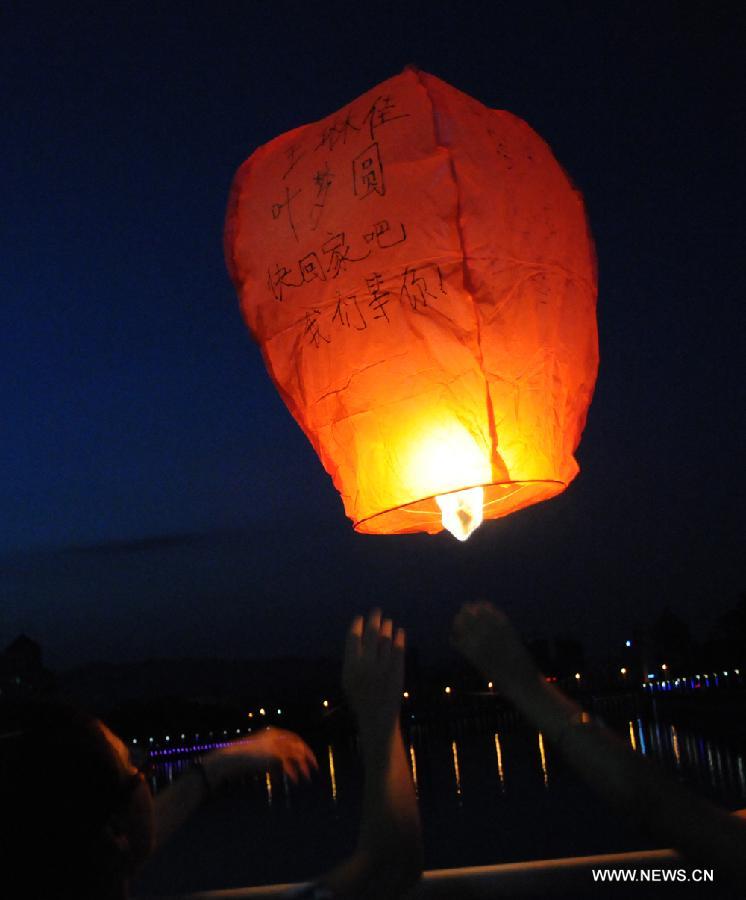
[444,686,452,695]
[620,667,627,675]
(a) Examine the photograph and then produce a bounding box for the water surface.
[135,706,746,895]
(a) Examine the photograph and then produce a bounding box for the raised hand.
[452,601,540,697]
[343,609,405,738]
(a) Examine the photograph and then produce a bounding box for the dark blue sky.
[2,2,744,668]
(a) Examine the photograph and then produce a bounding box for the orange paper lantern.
[225,69,598,539]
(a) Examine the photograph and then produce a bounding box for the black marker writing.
[315,109,360,152]
[363,219,406,249]
[322,231,371,279]
[332,291,368,331]
[399,263,447,310]
[363,95,409,141]
[303,308,330,347]
[283,143,307,180]
[272,186,302,242]
[365,272,391,322]
[267,262,302,302]
[353,143,385,198]
[310,163,334,230]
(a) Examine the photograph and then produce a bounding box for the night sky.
[2,3,744,669]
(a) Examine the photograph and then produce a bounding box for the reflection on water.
[451,740,462,800]
[137,708,746,896]
[636,718,647,755]
[671,725,681,768]
[149,713,746,813]
[706,741,716,787]
[282,771,291,808]
[327,744,337,805]
[616,716,746,808]
[628,720,637,752]
[409,742,419,797]
[537,732,549,789]
[494,733,505,792]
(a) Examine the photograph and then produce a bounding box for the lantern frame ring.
[353,478,567,535]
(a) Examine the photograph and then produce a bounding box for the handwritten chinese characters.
[261,88,443,356]
[269,94,409,243]
[315,109,360,152]
[271,186,301,242]
[266,220,406,302]
[363,95,410,140]
[299,263,448,350]
[310,163,334,230]
[353,143,385,198]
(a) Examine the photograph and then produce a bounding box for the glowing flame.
[405,424,490,540]
[436,486,484,541]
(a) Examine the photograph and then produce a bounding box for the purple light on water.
[147,737,254,759]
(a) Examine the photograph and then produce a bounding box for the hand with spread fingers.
[205,727,318,787]
[343,609,406,737]
[316,609,422,898]
[452,601,541,699]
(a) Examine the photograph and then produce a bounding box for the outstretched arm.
[153,727,316,850]
[317,610,423,900]
[453,602,746,887]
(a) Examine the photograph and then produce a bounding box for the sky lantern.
[225,68,598,540]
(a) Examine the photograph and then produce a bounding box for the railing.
[138,851,677,897]
[139,813,746,899]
